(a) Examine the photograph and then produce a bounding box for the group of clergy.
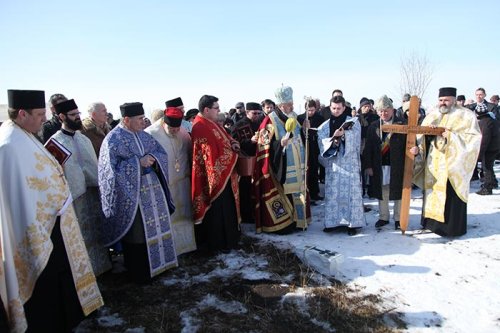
[0,83,493,332]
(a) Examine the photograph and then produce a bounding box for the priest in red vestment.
[191,95,241,252]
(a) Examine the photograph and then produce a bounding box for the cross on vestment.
[380,96,445,234]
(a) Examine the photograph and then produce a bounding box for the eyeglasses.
[211,106,220,110]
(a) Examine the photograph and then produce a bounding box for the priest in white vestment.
[50,98,112,276]
[0,90,103,333]
[145,106,196,255]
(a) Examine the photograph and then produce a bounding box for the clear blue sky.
[1,0,498,117]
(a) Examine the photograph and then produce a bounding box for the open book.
[44,137,72,166]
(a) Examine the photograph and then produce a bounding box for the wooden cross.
[381,96,445,234]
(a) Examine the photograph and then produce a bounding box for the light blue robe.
[318,118,366,229]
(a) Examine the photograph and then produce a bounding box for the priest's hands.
[333,127,345,138]
[231,141,241,152]
[140,154,155,168]
[281,137,289,147]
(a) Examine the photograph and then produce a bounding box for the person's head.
[261,99,275,114]
[402,93,411,103]
[7,89,47,134]
[55,99,82,131]
[107,112,115,125]
[165,97,185,113]
[163,106,183,135]
[490,94,499,106]
[374,95,394,122]
[332,89,343,97]
[199,95,220,122]
[235,102,245,114]
[275,86,294,114]
[475,88,486,103]
[359,97,371,114]
[150,108,165,123]
[245,102,262,123]
[87,102,108,126]
[456,95,466,106]
[329,95,346,117]
[120,102,145,132]
[306,99,317,117]
[184,108,199,123]
[438,87,457,114]
[48,93,67,116]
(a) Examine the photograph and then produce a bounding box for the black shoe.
[395,221,400,230]
[311,195,324,201]
[476,187,492,195]
[364,206,372,212]
[323,227,335,233]
[347,228,357,236]
[375,220,389,228]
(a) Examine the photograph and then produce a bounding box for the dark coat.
[362,117,406,201]
[476,113,500,158]
[231,117,259,156]
[41,115,62,143]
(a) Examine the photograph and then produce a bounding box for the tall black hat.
[120,102,144,117]
[7,90,45,109]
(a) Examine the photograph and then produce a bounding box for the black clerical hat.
[245,102,262,111]
[184,108,199,120]
[165,97,183,108]
[7,90,45,109]
[120,102,144,117]
[438,87,457,97]
[54,99,78,114]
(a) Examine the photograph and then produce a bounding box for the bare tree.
[399,51,434,100]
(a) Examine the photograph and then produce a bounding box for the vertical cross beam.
[381,96,445,234]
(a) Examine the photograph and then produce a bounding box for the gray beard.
[439,106,452,114]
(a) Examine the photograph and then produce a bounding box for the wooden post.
[380,96,445,234]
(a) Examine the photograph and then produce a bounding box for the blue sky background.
[1,0,499,117]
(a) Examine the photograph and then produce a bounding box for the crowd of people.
[0,85,498,331]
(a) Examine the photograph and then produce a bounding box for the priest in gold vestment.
[0,90,103,332]
[411,87,481,236]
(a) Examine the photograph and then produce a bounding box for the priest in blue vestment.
[98,102,177,283]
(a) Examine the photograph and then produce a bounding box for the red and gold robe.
[252,111,311,233]
[191,115,240,224]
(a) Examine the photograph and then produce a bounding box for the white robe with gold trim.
[0,120,103,333]
[413,106,481,222]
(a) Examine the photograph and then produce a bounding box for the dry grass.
[77,234,405,332]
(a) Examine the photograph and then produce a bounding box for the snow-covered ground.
[250,164,500,333]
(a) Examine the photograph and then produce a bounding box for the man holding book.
[318,95,365,235]
[49,98,112,276]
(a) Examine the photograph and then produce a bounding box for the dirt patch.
[76,234,405,332]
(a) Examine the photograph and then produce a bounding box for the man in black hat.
[410,87,481,236]
[456,95,466,107]
[231,102,262,223]
[98,102,178,283]
[0,90,103,332]
[40,93,67,143]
